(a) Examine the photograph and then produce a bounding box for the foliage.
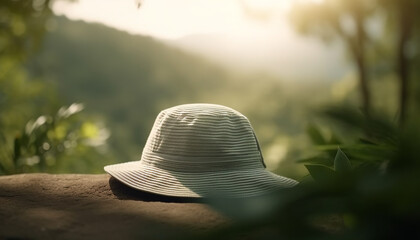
[206,107,420,239]
[290,0,420,123]
[378,0,420,122]
[25,16,332,177]
[1,0,420,238]
[4,2,331,176]
[204,1,420,238]
[0,103,110,174]
[0,0,53,60]
[0,0,111,175]
[0,0,59,129]
[290,0,374,115]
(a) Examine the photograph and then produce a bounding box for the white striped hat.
[104,103,298,198]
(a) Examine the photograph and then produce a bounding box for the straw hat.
[104,103,298,198]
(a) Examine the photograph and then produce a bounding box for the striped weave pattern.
[141,104,264,172]
[104,104,298,198]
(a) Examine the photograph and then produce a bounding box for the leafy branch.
[0,103,108,174]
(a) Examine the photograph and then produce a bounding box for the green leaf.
[57,103,84,119]
[305,164,336,183]
[334,148,351,172]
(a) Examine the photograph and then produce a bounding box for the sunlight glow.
[242,0,292,11]
[52,0,293,39]
[51,0,346,81]
[265,137,289,171]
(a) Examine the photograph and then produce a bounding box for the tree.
[0,0,110,174]
[290,0,375,116]
[291,0,420,123]
[0,0,58,134]
[380,0,420,123]
[0,0,53,61]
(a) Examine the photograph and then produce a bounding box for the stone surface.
[0,174,229,240]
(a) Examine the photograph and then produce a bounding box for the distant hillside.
[26,16,332,176]
[170,28,350,82]
[27,16,237,160]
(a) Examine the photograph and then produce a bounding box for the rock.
[0,174,229,240]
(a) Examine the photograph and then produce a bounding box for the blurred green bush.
[0,0,112,175]
[206,108,420,239]
[0,103,110,174]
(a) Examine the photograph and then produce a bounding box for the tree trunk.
[353,12,371,117]
[397,2,412,124]
[355,51,371,117]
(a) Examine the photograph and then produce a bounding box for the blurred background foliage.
[0,0,419,178]
[0,0,333,178]
[1,0,420,238]
[0,0,113,174]
[204,0,420,239]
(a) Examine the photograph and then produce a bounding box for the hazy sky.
[52,0,295,40]
[52,0,345,81]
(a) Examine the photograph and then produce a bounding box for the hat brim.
[104,161,298,198]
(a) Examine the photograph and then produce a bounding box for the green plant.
[0,103,109,174]
[206,106,420,240]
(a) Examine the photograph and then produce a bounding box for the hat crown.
[141,104,264,171]
[105,103,298,198]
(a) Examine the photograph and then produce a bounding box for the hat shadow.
[108,176,202,203]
